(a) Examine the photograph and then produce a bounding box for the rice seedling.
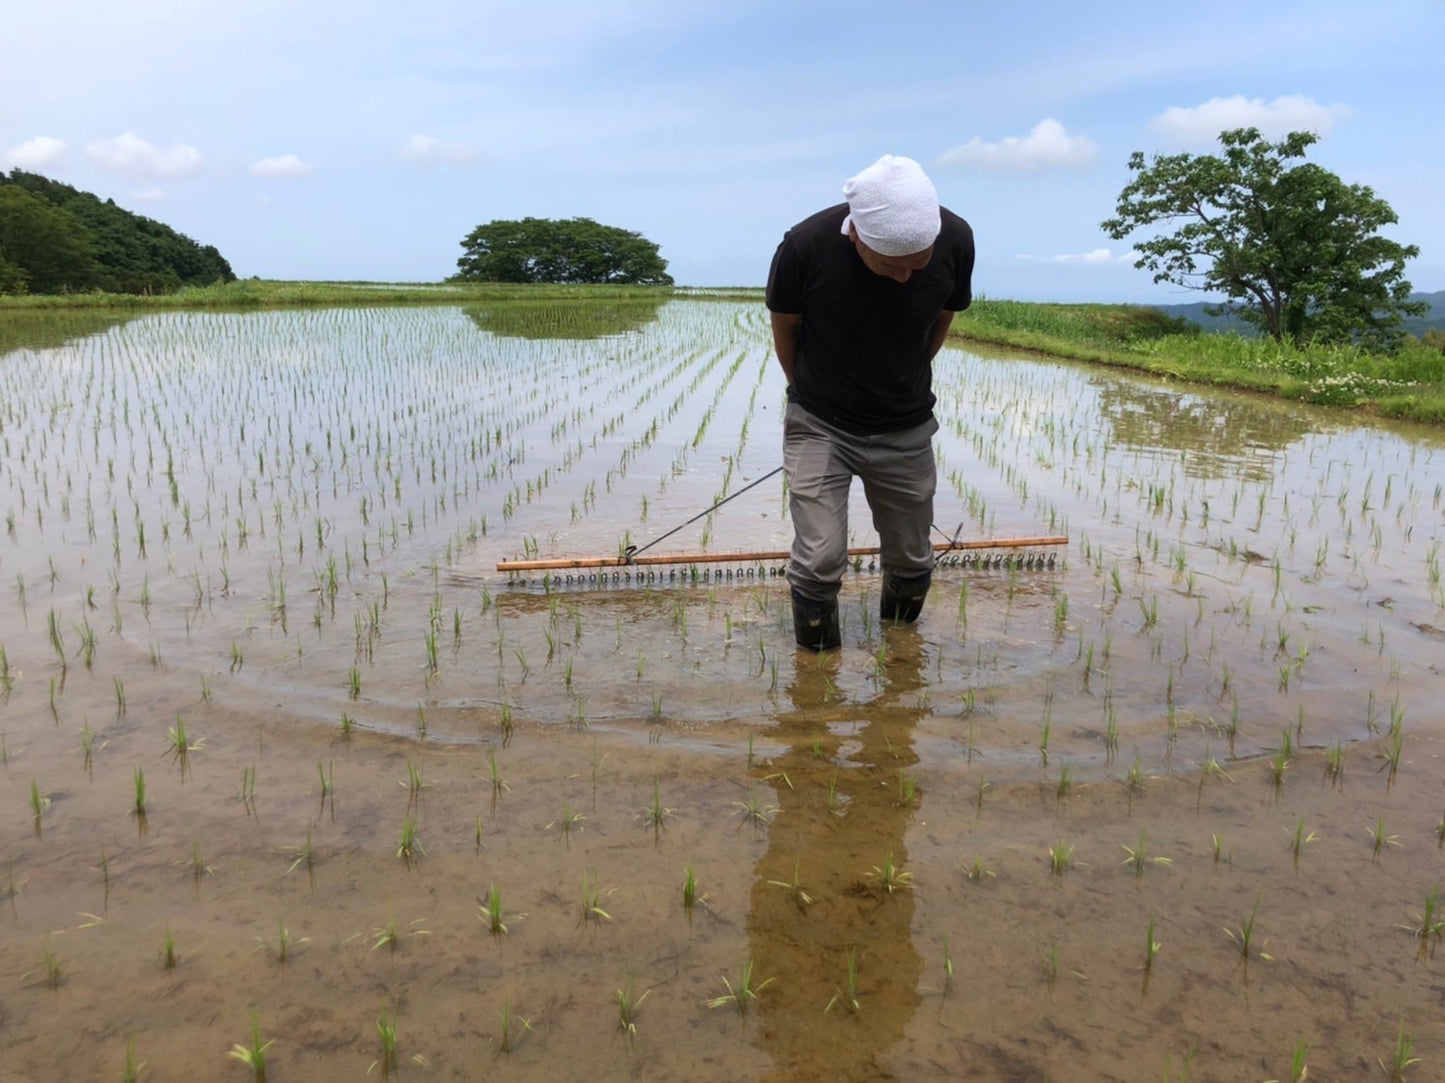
[766,860,814,911]
[1287,816,1318,867]
[339,711,354,738]
[396,815,424,864]
[897,770,920,808]
[1055,763,1073,803]
[975,776,990,812]
[824,947,862,1015]
[1268,746,1290,796]
[121,1033,144,1083]
[190,839,215,882]
[707,959,773,1017]
[872,851,913,893]
[29,778,49,823]
[614,974,651,1037]
[1124,751,1148,813]
[580,870,613,924]
[1368,817,1400,860]
[1196,753,1231,811]
[162,926,177,970]
[548,799,585,846]
[227,1009,274,1081]
[1398,885,1442,957]
[682,863,700,910]
[286,830,314,875]
[399,759,426,804]
[1225,893,1273,964]
[488,748,508,796]
[1042,940,1060,988]
[1324,740,1346,787]
[1379,717,1405,780]
[734,788,777,829]
[42,938,62,988]
[1048,840,1076,877]
[374,1009,398,1077]
[498,1001,534,1054]
[1121,831,1171,877]
[639,778,672,831]
[1211,831,1232,866]
[964,855,995,882]
[473,883,510,936]
[1436,810,1445,849]
[239,765,256,809]
[132,767,146,817]
[1378,1024,1420,1081]
[1143,912,1162,973]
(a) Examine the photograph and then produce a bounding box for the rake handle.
[497,535,1068,572]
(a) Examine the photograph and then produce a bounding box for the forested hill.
[1151,291,1445,338]
[0,170,234,295]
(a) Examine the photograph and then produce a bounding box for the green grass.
[951,298,1445,425]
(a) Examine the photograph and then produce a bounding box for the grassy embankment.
[4,280,1442,424]
[951,298,1445,425]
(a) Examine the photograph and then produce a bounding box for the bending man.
[766,154,975,651]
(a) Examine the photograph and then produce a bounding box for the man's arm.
[924,311,956,362]
[770,311,803,387]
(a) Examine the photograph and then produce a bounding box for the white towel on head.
[840,155,940,257]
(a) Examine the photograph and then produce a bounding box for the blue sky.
[4,0,1442,302]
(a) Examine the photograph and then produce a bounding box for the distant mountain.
[1146,291,1445,339]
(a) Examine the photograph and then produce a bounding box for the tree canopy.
[0,170,234,295]
[1101,128,1424,347]
[454,217,672,286]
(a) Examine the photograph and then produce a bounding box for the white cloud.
[2,135,69,170]
[249,153,313,178]
[1150,94,1349,144]
[85,132,203,178]
[394,134,482,167]
[1017,248,1116,265]
[937,119,1096,174]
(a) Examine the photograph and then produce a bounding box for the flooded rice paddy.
[1,299,1443,1081]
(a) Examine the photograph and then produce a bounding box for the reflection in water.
[1091,376,1318,483]
[464,297,664,340]
[748,628,929,1079]
[0,310,131,355]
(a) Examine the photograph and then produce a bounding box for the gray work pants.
[783,400,938,601]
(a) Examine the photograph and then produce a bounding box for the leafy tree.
[1102,128,1425,347]
[454,217,672,286]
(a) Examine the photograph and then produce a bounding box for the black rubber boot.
[881,571,931,624]
[791,590,841,652]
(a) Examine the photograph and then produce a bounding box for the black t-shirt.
[766,203,974,435]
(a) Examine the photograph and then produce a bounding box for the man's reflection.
[746,625,930,1079]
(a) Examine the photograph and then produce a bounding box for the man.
[766,154,975,651]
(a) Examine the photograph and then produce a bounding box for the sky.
[3,0,1443,303]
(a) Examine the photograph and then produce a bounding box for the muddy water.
[1,302,1442,1080]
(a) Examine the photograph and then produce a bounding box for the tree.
[1102,128,1425,347]
[0,185,103,293]
[454,217,672,286]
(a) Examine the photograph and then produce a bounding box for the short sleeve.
[765,234,805,314]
